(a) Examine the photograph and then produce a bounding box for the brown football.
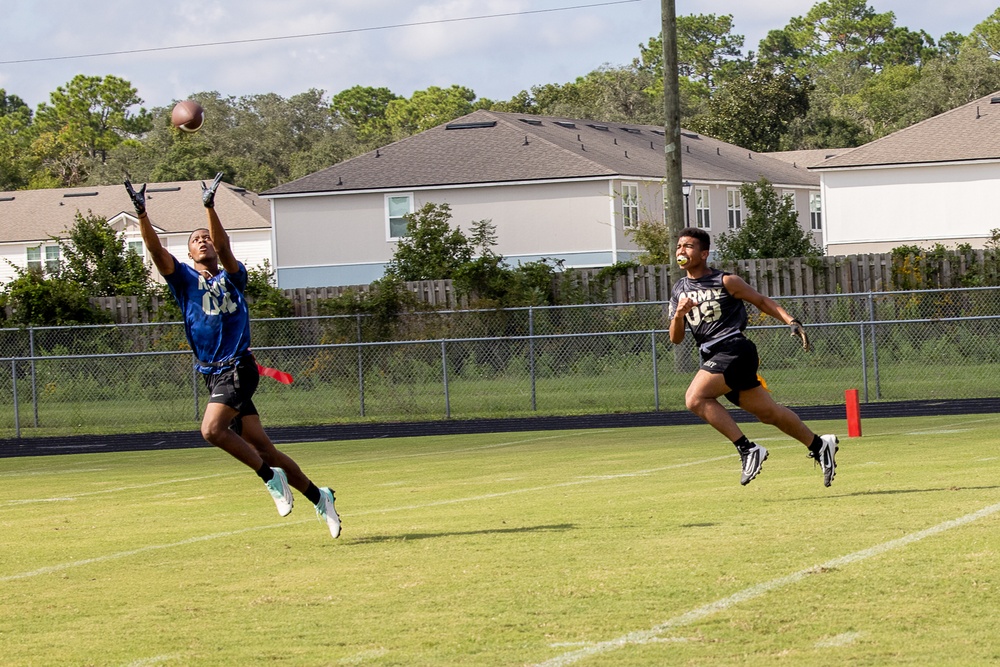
[171,100,205,132]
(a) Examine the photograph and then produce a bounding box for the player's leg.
[240,412,341,537]
[684,370,742,440]
[737,387,839,487]
[685,370,768,485]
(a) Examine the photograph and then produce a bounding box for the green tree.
[971,7,1000,58]
[689,66,810,152]
[245,260,293,318]
[714,178,821,260]
[32,74,151,185]
[0,269,108,325]
[386,202,474,280]
[0,90,36,190]
[385,86,477,138]
[331,85,400,146]
[626,219,674,265]
[56,212,152,297]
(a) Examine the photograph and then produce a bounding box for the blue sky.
[0,0,996,111]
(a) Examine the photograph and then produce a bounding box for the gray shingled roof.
[767,148,851,168]
[262,110,819,197]
[0,180,270,243]
[813,90,1000,170]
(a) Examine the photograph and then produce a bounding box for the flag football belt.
[698,330,744,354]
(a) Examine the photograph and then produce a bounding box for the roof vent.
[588,124,609,131]
[445,121,497,130]
[620,127,641,134]
[554,121,576,128]
[991,97,1000,104]
[650,129,665,136]
[63,192,98,198]
[147,186,181,193]
[518,118,542,126]
[681,131,700,139]
[0,196,14,202]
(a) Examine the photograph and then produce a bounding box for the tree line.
[2,1,999,193]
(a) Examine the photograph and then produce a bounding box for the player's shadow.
[349,522,576,544]
[782,485,1000,502]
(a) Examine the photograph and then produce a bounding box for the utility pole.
[662,0,684,282]
[662,0,694,371]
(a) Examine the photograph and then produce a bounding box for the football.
[171,100,205,132]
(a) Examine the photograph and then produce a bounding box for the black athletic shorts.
[699,336,761,406]
[204,353,260,417]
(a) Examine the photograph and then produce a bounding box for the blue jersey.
[164,258,252,374]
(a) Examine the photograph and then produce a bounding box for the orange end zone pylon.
[845,388,862,437]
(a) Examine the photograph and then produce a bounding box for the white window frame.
[45,245,60,275]
[695,187,710,229]
[621,182,639,229]
[26,245,42,273]
[809,191,823,230]
[727,188,743,229]
[386,193,414,240]
[127,240,145,258]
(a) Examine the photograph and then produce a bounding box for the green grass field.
[3,415,1000,666]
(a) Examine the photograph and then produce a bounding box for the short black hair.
[679,227,710,252]
[188,228,210,244]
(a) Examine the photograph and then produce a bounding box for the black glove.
[201,172,224,208]
[789,319,810,352]
[124,179,146,216]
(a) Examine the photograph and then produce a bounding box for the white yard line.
[0,450,738,582]
[532,501,1000,666]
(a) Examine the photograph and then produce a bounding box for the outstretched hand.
[789,319,810,352]
[123,178,146,216]
[201,172,224,208]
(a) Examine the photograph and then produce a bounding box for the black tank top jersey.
[669,269,747,348]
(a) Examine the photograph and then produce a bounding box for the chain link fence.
[3,286,1000,439]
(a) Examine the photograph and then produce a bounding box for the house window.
[727,189,743,229]
[622,183,639,228]
[27,245,60,275]
[782,190,796,205]
[45,246,60,274]
[128,240,145,258]
[386,194,413,239]
[26,246,41,272]
[809,192,822,230]
[695,187,710,229]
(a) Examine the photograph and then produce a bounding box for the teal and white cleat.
[315,487,342,539]
[265,467,294,517]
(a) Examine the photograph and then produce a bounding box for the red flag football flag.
[257,364,294,384]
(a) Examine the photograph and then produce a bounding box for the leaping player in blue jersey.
[125,174,341,538]
[669,227,838,488]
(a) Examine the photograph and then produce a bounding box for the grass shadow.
[348,522,576,544]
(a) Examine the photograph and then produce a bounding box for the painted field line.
[1,432,596,508]
[0,472,237,507]
[0,450,737,583]
[533,500,1000,667]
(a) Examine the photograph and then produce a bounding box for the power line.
[0,0,645,66]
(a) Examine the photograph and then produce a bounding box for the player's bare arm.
[723,273,810,351]
[124,178,175,276]
[669,296,697,344]
[201,173,239,274]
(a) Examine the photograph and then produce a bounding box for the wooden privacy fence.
[83,251,1000,322]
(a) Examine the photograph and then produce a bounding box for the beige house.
[810,90,1000,254]
[0,180,272,286]
[262,110,823,288]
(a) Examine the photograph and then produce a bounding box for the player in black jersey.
[668,228,838,487]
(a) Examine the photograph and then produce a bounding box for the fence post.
[868,292,882,400]
[12,359,20,439]
[529,306,537,411]
[651,331,660,411]
[356,315,365,417]
[441,340,450,419]
[859,321,869,403]
[29,327,38,427]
